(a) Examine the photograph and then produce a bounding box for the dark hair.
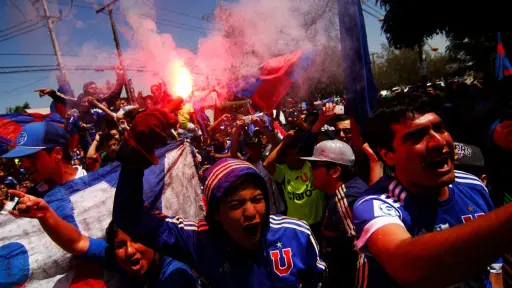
[323,161,357,183]
[83,81,96,92]
[98,132,116,148]
[366,92,440,161]
[43,147,72,163]
[106,220,118,246]
[330,114,350,125]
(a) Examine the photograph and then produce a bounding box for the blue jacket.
[113,158,325,287]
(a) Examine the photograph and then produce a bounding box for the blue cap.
[2,122,69,158]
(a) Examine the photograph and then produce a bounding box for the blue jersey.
[85,237,199,287]
[113,167,326,288]
[67,109,105,151]
[352,170,500,287]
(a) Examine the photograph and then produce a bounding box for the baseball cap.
[454,142,484,167]
[2,122,69,158]
[301,140,355,166]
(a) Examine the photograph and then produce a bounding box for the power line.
[2,76,50,94]
[0,65,57,69]
[0,52,145,63]
[150,17,208,32]
[362,2,384,18]
[158,6,208,22]
[10,0,28,20]
[54,1,208,34]
[0,19,37,35]
[362,8,381,20]
[62,0,75,19]
[0,22,48,43]
[0,20,44,39]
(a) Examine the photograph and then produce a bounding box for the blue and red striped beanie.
[202,158,268,223]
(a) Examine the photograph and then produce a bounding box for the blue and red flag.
[0,141,204,287]
[234,48,315,113]
[0,113,64,146]
[496,32,512,80]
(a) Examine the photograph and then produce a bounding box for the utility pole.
[96,0,134,103]
[39,0,73,96]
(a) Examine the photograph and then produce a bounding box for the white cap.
[301,140,355,166]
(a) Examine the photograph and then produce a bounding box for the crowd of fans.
[2,69,512,288]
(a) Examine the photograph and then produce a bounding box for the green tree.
[7,102,31,114]
[376,0,506,75]
[372,43,448,91]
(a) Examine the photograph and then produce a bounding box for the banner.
[235,48,315,113]
[0,141,205,287]
[337,0,377,131]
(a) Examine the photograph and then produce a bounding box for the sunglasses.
[335,128,352,136]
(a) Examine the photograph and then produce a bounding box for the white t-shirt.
[253,160,285,214]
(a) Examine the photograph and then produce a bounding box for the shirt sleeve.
[302,227,326,287]
[352,196,405,251]
[272,164,286,182]
[83,237,108,262]
[113,166,201,268]
[489,257,503,274]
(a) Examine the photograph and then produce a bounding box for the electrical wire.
[362,8,381,20]
[158,7,208,22]
[0,22,47,43]
[150,17,208,32]
[362,2,384,18]
[0,20,44,39]
[1,76,50,94]
[61,0,75,19]
[0,19,37,34]
[0,68,58,75]
[52,0,209,34]
[0,65,58,69]
[10,0,28,20]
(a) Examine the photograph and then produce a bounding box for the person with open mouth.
[112,109,326,287]
[7,190,199,287]
[351,93,508,288]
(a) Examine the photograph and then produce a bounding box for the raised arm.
[263,130,295,176]
[230,119,245,159]
[100,66,125,108]
[86,132,102,160]
[253,115,278,151]
[311,103,334,134]
[112,109,199,266]
[207,114,230,135]
[8,190,89,255]
[354,197,512,288]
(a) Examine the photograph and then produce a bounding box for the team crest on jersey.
[373,200,400,218]
[270,248,294,276]
[434,223,449,231]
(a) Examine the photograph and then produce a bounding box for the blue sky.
[0,0,447,110]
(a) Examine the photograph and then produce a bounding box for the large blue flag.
[337,0,377,131]
[0,141,205,287]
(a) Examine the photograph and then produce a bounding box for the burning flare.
[168,61,193,98]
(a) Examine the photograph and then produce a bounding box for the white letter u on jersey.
[270,248,294,276]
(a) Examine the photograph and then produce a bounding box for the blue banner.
[337,0,377,131]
